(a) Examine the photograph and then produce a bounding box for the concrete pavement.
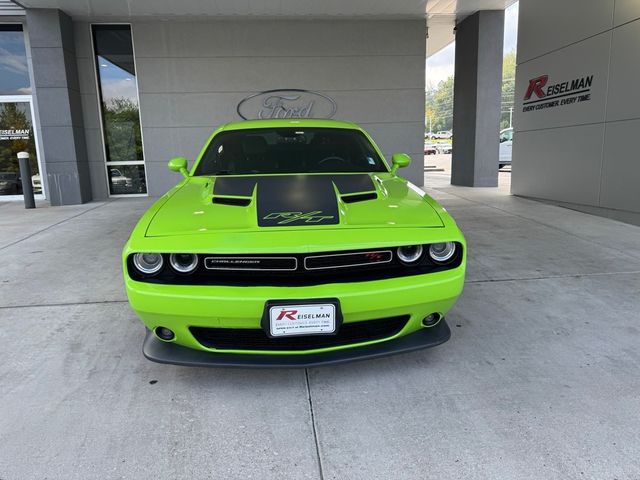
[1,181,639,479]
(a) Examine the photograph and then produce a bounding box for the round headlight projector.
[397,245,424,264]
[169,253,198,273]
[133,252,163,274]
[428,242,456,263]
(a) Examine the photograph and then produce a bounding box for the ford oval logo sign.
[237,89,337,120]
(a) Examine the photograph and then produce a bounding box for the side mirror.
[168,156,189,178]
[391,153,411,174]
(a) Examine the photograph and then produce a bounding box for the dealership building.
[1,0,639,225]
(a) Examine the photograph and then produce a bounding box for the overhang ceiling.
[14,0,516,56]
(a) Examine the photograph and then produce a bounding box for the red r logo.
[276,309,298,320]
[524,75,548,100]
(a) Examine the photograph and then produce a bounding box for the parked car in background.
[0,172,22,195]
[437,144,452,155]
[32,174,42,193]
[424,143,437,155]
[433,130,452,139]
[499,127,513,169]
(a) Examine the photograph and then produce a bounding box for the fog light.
[428,242,456,263]
[155,327,175,341]
[169,253,198,273]
[397,245,424,264]
[133,253,164,275]
[422,313,441,327]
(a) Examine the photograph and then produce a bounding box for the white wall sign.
[237,89,337,120]
[0,128,30,140]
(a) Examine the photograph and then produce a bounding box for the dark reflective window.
[196,128,388,176]
[107,164,147,195]
[0,101,39,196]
[0,25,31,95]
[92,25,146,195]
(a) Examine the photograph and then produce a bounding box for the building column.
[451,10,504,187]
[26,8,91,205]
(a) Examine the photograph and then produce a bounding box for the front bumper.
[142,319,451,368]
[126,266,464,356]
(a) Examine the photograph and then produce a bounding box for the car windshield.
[194,127,388,176]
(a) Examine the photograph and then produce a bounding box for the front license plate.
[269,303,336,337]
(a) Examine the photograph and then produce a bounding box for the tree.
[425,76,454,133]
[501,50,517,130]
[102,97,144,162]
[425,50,518,134]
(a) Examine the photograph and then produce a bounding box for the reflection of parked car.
[424,143,437,155]
[433,130,452,139]
[31,174,41,193]
[110,168,133,189]
[0,172,22,195]
[499,127,513,169]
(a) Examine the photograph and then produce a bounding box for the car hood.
[145,173,444,237]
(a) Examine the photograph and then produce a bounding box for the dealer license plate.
[268,303,336,337]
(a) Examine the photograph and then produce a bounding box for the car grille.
[127,244,463,287]
[189,315,410,351]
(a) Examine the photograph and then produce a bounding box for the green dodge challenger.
[123,119,466,367]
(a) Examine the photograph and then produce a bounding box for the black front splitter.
[142,320,451,368]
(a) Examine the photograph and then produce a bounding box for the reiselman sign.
[0,128,30,140]
[237,89,337,120]
[522,74,593,112]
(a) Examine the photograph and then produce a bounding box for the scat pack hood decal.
[212,174,375,227]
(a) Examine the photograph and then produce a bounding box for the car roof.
[219,118,362,132]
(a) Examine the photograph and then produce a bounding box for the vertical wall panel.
[517,0,614,64]
[513,0,640,219]
[614,0,640,27]
[131,19,426,197]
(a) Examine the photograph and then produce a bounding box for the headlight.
[428,242,456,263]
[397,245,424,264]
[132,253,164,274]
[169,253,198,273]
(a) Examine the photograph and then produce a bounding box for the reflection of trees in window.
[0,102,37,173]
[0,25,31,95]
[102,97,143,162]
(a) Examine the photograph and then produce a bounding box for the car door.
[499,128,513,163]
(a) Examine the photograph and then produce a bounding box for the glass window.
[92,25,146,194]
[0,25,31,95]
[0,101,39,196]
[195,128,388,176]
[106,164,146,195]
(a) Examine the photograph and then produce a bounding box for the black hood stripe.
[257,175,339,226]
[212,174,375,227]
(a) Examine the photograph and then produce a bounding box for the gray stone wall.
[513,0,640,223]
[27,9,91,205]
[75,19,426,198]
